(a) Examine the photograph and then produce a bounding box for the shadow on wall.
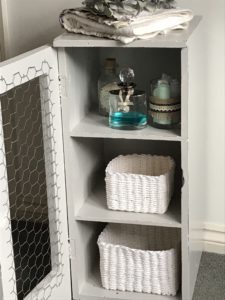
[2,0,82,58]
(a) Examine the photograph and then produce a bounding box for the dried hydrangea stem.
[83,0,176,19]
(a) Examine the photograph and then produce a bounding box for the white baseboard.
[203,223,225,254]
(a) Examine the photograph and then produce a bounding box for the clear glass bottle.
[109,68,147,130]
[98,58,119,116]
[149,74,181,129]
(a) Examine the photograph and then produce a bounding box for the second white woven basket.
[105,154,175,214]
[98,223,181,296]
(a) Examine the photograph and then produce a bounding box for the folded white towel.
[60,8,193,44]
[127,9,193,36]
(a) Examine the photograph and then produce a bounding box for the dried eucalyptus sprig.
[147,0,175,9]
[83,0,176,19]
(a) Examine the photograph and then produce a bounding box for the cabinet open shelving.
[70,112,181,141]
[80,266,182,300]
[75,182,181,228]
[75,220,182,300]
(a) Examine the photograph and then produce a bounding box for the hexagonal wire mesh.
[0,63,63,300]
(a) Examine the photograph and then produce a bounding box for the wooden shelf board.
[70,113,181,141]
[76,183,181,228]
[54,16,200,49]
[80,266,181,300]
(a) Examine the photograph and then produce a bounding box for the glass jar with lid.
[149,74,181,129]
[98,58,119,116]
[109,68,147,130]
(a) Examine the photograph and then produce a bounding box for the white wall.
[0,0,6,60]
[1,0,225,251]
[177,0,225,253]
[2,0,82,58]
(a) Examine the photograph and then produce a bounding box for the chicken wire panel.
[0,58,67,300]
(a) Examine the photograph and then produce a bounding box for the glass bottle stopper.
[119,68,135,86]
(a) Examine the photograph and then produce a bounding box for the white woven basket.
[105,154,175,214]
[98,224,181,296]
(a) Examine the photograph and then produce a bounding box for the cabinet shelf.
[70,113,181,141]
[75,183,181,228]
[54,16,200,49]
[80,266,182,300]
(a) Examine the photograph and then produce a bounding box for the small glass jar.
[109,90,147,130]
[149,74,181,129]
[109,68,147,130]
[98,58,119,116]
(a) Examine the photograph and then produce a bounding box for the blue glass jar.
[109,68,147,130]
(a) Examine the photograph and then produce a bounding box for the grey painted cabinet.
[0,16,205,300]
[55,15,205,300]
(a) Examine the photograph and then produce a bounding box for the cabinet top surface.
[54,16,200,48]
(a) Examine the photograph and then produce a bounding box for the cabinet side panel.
[181,48,189,300]
[0,266,2,300]
[58,48,103,299]
[187,19,206,299]
[57,48,79,299]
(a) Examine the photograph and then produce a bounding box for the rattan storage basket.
[105,154,175,214]
[98,223,181,296]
